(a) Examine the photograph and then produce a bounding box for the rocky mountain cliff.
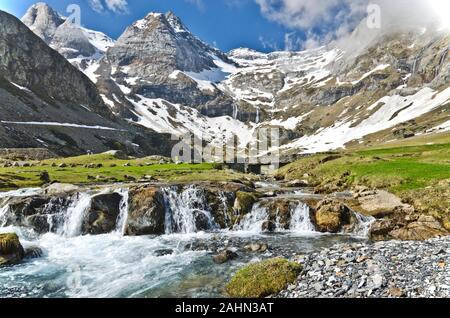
[21,3,114,70]
[92,8,450,155]
[4,3,450,158]
[0,9,172,157]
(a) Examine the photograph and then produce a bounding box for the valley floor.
[0,134,449,299]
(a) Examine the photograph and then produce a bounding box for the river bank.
[277,237,450,298]
[0,180,448,298]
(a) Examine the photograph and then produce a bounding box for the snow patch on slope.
[126,95,256,148]
[283,87,450,153]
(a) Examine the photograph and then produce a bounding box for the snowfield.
[283,87,450,153]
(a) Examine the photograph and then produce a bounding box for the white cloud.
[255,0,444,49]
[259,35,280,51]
[105,0,129,13]
[88,0,104,13]
[88,0,129,14]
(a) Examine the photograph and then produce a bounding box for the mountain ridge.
[11,3,450,158]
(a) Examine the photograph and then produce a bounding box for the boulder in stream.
[83,192,123,235]
[125,186,166,236]
[314,199,352,233]
[0,233,25,266]
[213,249,238,264]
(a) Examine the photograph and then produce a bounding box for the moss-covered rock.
[234,192,258,215]
[226,258,302,298]
[0,233,25,266]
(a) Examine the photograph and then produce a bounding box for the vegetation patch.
[0,153,255,190]
[226,258,302,298]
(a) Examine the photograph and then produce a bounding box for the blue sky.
[0,0,314,53]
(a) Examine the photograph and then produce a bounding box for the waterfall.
[255,107,260,124]
[162,186,217,234]
[351,212,376,238]
[289,203,315,232]
[218,192,232,228]
[115,188,129,235]
[58,193,92,237]
[0,188,41,199]
[233,104,239,119]
[236,203,269,232]
[0,204,9,227]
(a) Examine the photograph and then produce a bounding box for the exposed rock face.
[21,2,64,43]
[50,20,98,59]
[389,216,448,241]
[0,9,173,157]
[4,196,69,233]
[21,3,114,61]
[259,199,293,231]
[0,10,108,116]
[124,186,166,236]
[0,233,25,266]
[83,192,122,235]
[314,199,353,233]
[98,11,237,117]
[10,3,450,157]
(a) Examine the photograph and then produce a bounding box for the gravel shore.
[278,237,450,298]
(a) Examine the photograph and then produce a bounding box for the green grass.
[279,142,450,191]
[277,141,450,222]
[0,153,250,190]
[226,258,302,298]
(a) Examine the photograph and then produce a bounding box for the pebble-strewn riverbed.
[278,237,450,298]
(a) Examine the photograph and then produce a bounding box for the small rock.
[154,249,174,257]
[213,249,238,264]
[389,286,405,297]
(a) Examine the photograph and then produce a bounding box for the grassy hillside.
[0,153,251,190]
[277,136,450,221]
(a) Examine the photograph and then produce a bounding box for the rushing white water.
[163,186,217,234]
[58,193,93,237]
[351,212,376,238]
[0,204,9,227]
[0,185,375,298]
[115,188,129,235]
[0,188,41,199]
[236,203,270,233]
[218,191,232,228]
[289,203,316,232]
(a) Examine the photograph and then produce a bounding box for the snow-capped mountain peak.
[21,3,114,64]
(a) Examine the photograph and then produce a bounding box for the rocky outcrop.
[98,11,238,117]
[83,192,122,235]
[353,189,414,218]
[21,3,114,59]
[389,216,448,241]
[0,9,174,157]
[4,195,71,233]
[0,233,24,266]
[314,199,353,233]
[369,212,449,241]
[124,186,166,236]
